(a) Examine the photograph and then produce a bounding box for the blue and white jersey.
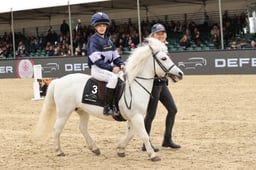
[87,33,124,71]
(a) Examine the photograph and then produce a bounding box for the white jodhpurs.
[91,65,118,89]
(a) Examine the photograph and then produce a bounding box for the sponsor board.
[16,59,34,78]
[0,50,256,79]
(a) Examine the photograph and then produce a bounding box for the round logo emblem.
[16,59,34,78]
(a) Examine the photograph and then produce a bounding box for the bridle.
[124,44,175,109]
[148,45,175,74]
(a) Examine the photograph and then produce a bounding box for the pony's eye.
[161,57,167,61]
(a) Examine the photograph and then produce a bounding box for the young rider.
[143,23,181,151]
[87,12,125,116]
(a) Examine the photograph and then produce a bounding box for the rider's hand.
[112,66,121,73]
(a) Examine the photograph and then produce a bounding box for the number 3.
[92,85,98,94]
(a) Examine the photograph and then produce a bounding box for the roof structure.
[0,0,234,24]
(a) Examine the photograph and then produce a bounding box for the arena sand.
[0,75,255,170]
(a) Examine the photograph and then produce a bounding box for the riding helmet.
[151,23,166,33]
[90,12,110,27]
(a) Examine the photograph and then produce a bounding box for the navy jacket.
[87,33,124,71]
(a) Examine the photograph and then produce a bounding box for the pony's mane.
[125,45,151,82]
[125,37,165,82]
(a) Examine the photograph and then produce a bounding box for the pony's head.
[125,37,183,82]
[147,37,183,82]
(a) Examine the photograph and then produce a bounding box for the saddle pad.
[81,78,106,106]
[81,78,126,122]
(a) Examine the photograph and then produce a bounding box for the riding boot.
[112,89,120,115]
[103,88,115,116]
[162,135,181,149]
[162,113,181,149]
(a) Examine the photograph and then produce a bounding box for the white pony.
[34,37,184,161]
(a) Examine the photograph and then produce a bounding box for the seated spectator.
[74,46,81,56]
[16,41,26,57]
[184,28,191,41]
[251,40,256,48]
[54,46,61,56]
[0,47,4,58]
[48,45,55,56]
[194,31,203,46]
[210,25,220,48]
[81,43,87,56]
[238,40,246,49]
[16,48,26,58]
[45,41,51,52]
[127,35,135,49]
[179,34,191,49]
[230,40,237,49]
[66,49,72,56]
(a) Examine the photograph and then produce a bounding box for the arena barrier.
[0,49,256,79]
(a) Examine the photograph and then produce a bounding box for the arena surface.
[0,75,255,170]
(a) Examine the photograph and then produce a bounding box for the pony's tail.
[33,79,57,141]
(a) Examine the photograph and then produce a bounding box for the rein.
[123,75,154,110]
[135,77,154,99]
[123,73,132,110]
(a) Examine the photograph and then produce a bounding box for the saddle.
[81,78,126,121]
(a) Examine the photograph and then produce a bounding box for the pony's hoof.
[92,149,101,155]
[56,152,65,156]
[117,152,125,157]
[151,156,161,162]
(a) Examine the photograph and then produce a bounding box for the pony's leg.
[76,109,100,155]
[54,108,73,156]
[130,114,161,161]
[117,120,135,157]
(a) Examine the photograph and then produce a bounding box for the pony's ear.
[146,37,167,52]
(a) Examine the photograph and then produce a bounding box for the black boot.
[163,112,180,148]
[103,88,115,116]
[162,136,181,149]
[112,90,120,115]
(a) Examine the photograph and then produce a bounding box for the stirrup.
[103,106,114,116]
[113,105,120,115]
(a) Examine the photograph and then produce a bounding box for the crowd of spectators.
[0,10,256,59]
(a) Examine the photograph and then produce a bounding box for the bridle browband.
[124,44,175,109]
